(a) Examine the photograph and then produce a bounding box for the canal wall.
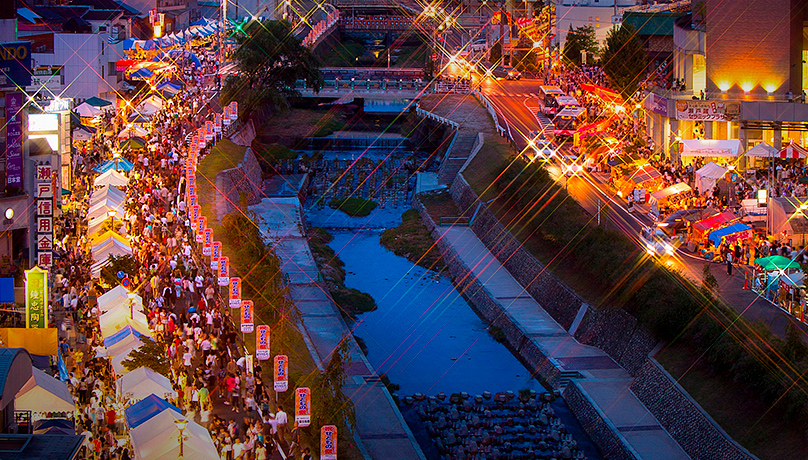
[214,147,263,222]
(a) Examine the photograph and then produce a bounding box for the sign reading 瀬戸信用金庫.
[675,100,740,121]
[25,266,48,328]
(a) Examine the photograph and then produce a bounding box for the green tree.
[562,25,598,66]
[313,337,355,456]
[489,42,502,64]
[122,337,171,377]
[599,23,648,97]
[222,20,324,120]
[100,254,139,287]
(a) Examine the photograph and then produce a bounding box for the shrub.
[329,197,378,217]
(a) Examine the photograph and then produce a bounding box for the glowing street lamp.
[174,419,188,458]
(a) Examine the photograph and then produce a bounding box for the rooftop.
[0,434,83,460]
[622,11,686,36]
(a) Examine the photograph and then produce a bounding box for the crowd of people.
[46,43,312,460]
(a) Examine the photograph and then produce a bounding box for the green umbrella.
[754,255,802,270]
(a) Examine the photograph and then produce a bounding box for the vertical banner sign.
[6,93,23,189]
[188,174,196,188]
[205,121,213,140]
[203,228,213,256]
[256,325,270,360]
[195,216,206,243]
[187,186,196,204]
[35,162,54,267]
[25,266,48,328]
[223,106,232,125]
[211,241,221,270]
[190,205,200,224]
[321,425,337,460]
[229,277,241,308]
[240,300,254,333]
[229,101,238,121]
[217,257,229,286]
[274,355,288,392]
[214,114,222,134]
[295,388,311,427]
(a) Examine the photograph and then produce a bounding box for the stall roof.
[708,222,751,248]
[650,182,691,200]
[692,211,737,233]
[745,142,779,158]
[755,255,802,270]
[15,367,75,414]
[779,141,808,159]
[124,394,181,429]
[629,163,662,184]
[681,139,742,157]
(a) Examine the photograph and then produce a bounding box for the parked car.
[506,68,521,80]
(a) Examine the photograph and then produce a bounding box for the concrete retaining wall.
[214,147,262,221]
[563,382,638,460]
[630,358,758,460]
[230,119,256,147]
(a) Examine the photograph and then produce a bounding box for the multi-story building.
[643,0,808,167]
[555,0,637,46]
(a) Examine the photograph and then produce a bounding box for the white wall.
[556,0,637,46]
[32,33,126,102]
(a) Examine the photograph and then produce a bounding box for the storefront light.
[757,189,767,206]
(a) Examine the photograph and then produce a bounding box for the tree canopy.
[562,25,598,66]
[599,23,648,97]
[222,20,324,119]
[122,337,171,376]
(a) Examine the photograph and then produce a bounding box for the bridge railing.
[294,78,428,92]
[415,107,459,129]
[302,8,340,47]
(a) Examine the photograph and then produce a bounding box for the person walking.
[726,251,733,276]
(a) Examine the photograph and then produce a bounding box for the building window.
[99,26,107,32]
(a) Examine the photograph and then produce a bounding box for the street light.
[174,419,188,458]
[4,208,13,225]
[106,209,117,232]
[127,292,136,320]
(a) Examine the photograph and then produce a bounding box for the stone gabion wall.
[562,382,638,460]
[215,147,262,221]
[630,359,759,460]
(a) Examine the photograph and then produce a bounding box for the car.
[470,40,487,52]
[560,154,582,176]
[506,68,521,80]
[640,226,678,257]
[527,137,554,161]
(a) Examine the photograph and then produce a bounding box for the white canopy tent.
[99,307,151,339]
[87,214,124,237]
[91,258,110,279]
[695,162,728,193]
[91,236,132,261]
[681,139,743,158]
[130,409,219,460]
[75,102,103,118]
[94,169,129,188]
[15,367,75,416]
[90,185,126,206]
[117,367,176,402]
[744,142,779,158]
[87,199,125,220]
[117,124,149,139]
[98,285,144,316]
[106,333,143,375]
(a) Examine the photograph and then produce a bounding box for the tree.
[562,25,598,66]
[222,20,324,120]
[121,337,171,376]
[513,37,539,72]
[489,42,502,65]
[313,337,355,456]
[599,23,648,97]
[100,254,139,287]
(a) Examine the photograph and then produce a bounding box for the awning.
[708,222,752,248]
[745,142,779,158]
[681,139,743,157]
[755,255,802,271]
[117,367,176,402]
[97,285,144,317]
[129,409,219,460]
[74,102,103,118]
[15,367,75,414]
[629,163,662,185]
[124,395,181,430]
[650,182,692,201]
[693,211,738,234]
[779,141,808,159]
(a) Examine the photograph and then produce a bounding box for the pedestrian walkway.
[438,226,690,460]
[256,198,427,460]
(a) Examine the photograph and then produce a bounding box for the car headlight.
[646,245,656,255]
[664,244,674,255]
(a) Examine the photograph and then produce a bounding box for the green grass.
[380,209,446,272]
[258,108,345,140]
[196,139,247,225]
[320,40,366,67]
[329,197,378,217]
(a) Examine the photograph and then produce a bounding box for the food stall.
[614,163,663,202]
[753,255,802,304]
[690,211,738,244]
[779,272,805,321]
[708,222,752,249]
[648,182,693,219]
[694,162,728,194]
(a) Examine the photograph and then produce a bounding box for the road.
[438,63,808,339]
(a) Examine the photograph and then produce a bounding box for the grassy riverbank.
[380,209,446,273]
[455,141,808,459]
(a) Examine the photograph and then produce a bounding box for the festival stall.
[90,185,126,205]
[95,157,136,174]
[708,222,752,249]
[124,394,181,430]
[105,333,143,375]
[117,367,176,402]
[753,255,803,303]
[769,197,808,243]
[680,139,743,165]
[614,163,663,202]
[87,214,124,237]
[694,162,728,194]
[97,286,144,316]
[117,125,149,139]
[99,308,150,340]
[129,409,219,460]
[648,182,693,219]
[778,272,805,321]
[15,367,76,421]
[87,198,125,220]
[91,233,132,261]
[690,211,738,242]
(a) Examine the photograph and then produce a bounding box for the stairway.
[438,132,478,184]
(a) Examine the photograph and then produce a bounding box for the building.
[643,0,808,173]
[555,0,637,46]
[621,11,685,68]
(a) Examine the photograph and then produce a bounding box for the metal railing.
[415,107,459,129]
[472,89,507,138]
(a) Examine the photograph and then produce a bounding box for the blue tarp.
[124,394,181,429]
[103,325,143,347]
[129,68,154,79]
[0,277,14,303]
[94,157,136,173]
[708,222,751,248]
[154,49,202,69]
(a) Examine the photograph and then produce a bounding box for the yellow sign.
[25,266,48,329]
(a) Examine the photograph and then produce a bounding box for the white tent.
[87,214,124,236]
[695,162,728,193]
[87,198,125,220]
[15,367,75,415]
[98,285,144,316]
[75,102,103,118]
[99,307,151,339]
[681,139,743,158]
[90,185,126,206]
[106,333,143,375]
[91,258,111,279]
[117,367,176,402]
[91,236,132,261]
[130,409,219,460]
[117,124,149,139]
[745,142,779,158]
[94,169,129,188]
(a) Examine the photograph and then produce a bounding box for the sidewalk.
[438,226,690,460]
[253,197,427,460]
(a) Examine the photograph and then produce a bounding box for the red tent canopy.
[779,142,808,159]
[581,83,624,104]
[692,211,737,234]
